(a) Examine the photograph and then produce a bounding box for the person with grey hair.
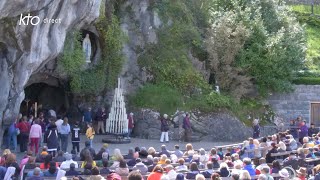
[260,166,274,180]
[159,145,171,157]
[27,167,44,180]
[133,158,148,175]
[256,158,268,174]
[60,152,78,169]
[195,174,205,180]
[253,119,260,138]
[148,157,159,172]
[199,148,209,169]
[143,155,154,166]
[243,158,256,177]
[127,112,134,139]
[166,165,177,180]
[160,114,170,143]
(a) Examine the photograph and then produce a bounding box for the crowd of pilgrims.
[1,113,320,180]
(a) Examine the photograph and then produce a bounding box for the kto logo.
[19,13,40,25]
[19,13,62,25]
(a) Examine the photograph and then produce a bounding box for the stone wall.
[133,109,252,142]
[268,85,320,123]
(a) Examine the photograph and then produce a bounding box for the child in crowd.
[86,123,95,147]
[71,121,81,153]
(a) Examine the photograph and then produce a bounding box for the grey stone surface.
[0,0,101,124]
[0,0,101,147]
[114,0,159,100]
[267,85,320,123]
[133,109,252,142]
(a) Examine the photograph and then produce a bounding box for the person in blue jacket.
[243,158,256,177]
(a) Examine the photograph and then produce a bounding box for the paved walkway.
[13,135,238,161]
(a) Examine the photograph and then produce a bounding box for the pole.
[35,102,37,118]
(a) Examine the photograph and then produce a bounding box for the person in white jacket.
[166,165,177,180]
[60,153,78,169]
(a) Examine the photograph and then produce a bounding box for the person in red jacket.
[16,116,31,152]
[127,113,134,139]
[147,165,164,180]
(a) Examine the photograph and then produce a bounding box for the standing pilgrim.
[16,116,30,152]
[96,107,107,134]
[160,114,170,143]
[298,121,308,144]
[252,119,260,139]
[183,113,192,142]
[46,121,59,157]
[127,113,134,139]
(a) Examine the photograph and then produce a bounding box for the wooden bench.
[270,150,297,157]
[305,157,320,163]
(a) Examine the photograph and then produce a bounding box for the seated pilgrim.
[65,163,80,176]
[124,148,135,160]
[54,150,66,162]
[100,159,110,175]
[27,167,44,180]
[95,143,110,160]
[80,141,96,161]
[43,161,58,177]
[71,149,81,161]
[60,152,78,169]
[159,145,171,157]
[132,158,148,175]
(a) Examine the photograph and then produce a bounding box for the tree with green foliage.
[206,0,306,98]
[139,0,210,95]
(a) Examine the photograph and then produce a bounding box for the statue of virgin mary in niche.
[83,34,92,63]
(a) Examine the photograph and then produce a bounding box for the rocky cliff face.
[0,0,101,123]
[133,109,252,142]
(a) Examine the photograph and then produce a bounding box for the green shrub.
[293,77,320,85]
[184,92,233,113]
[58,4,125,95]
[292,11,320,70]
[129,83,235,114]
[291,5,320,15]
[57,31,85,75]
[129,84,184,114]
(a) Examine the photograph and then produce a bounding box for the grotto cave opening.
[20,82,69,118]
